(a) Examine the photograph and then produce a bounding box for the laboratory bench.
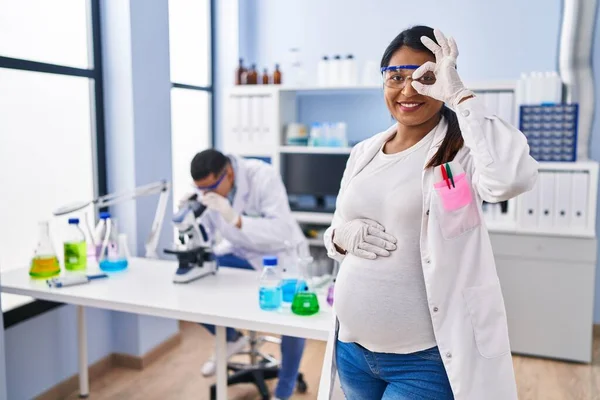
[0,258,332,400]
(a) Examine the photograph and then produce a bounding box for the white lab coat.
[318,97,538,400]
[200,155,307,270]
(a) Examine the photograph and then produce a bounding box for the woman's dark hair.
[381,25,464,169]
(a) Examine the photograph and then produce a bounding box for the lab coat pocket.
[433,173,480,239]
[463,282,511,359]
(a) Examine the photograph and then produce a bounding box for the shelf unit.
[306,238,325,247]
[223,84,598,238]
[280,145,352,155]
[291,211,334,225]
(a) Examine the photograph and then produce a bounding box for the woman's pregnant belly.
[334,253,437,354]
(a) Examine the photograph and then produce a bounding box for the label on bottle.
[64,241,87,270]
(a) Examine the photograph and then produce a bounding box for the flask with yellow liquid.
[29,221,60,279]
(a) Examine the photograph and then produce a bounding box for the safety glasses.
[194,169,227,192]
[381,64,436,89]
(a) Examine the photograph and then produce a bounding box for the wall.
[101,0,179,355]
[248,0,562,83]
[587,3,600,322]
[214,0,240,149]
[0,280,7,400]
[5,306,112,400]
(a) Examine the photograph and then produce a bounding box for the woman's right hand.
[333,219,397,260]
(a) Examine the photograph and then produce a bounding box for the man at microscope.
[182,148,307,400]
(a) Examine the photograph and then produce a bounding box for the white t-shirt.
[334,131,437,354]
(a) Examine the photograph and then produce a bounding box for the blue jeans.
[336,341,454,400]
[202,254,306,399]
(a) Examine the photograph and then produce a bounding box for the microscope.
[164,195,218,283]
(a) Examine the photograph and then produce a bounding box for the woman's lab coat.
[200,155,307,270]
[318,97,538,400]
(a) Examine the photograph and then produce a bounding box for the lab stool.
[209,331,308,400]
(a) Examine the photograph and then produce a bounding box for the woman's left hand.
[411,28,474,109]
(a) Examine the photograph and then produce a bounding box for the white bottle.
[341,55,357,86]
[549,71,562,104]
[335,122,348,147]
[288,48,307,86]
[329,55,342,86]
[514,73,527,126]
[317,56,329,86]
[531,72,543,104]
[321,122,332,146]
[308,123,323,147]
[362,60,379,86]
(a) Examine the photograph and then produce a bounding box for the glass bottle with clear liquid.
[291,254,319,316]
[29,221,60,279]
[259,256,282,311]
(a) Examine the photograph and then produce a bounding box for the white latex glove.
[200,192,239,225]
[212,239,234,256]
[333,219,397,260]
[177,191,197,209]
[411,29,474,109]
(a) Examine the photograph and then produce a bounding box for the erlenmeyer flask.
[281,241,306,304]
[29,221,60,279]
[98,218,128,272]
[291,253,319,316]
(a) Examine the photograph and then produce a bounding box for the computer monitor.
[280,152,349,212]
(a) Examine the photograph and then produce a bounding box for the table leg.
[77,305,89,398]
[215,325,227,400]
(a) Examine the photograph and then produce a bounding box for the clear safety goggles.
[193,169,227,192]
[381,65,436,90]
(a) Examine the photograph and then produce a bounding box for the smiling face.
[384,46,444,128]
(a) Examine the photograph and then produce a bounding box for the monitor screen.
[280,153,349,197]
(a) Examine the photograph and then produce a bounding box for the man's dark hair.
[190,149,229,180]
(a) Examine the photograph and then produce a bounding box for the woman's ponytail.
[425,106,464,168]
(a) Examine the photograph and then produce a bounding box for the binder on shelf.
[247,95,256,143]
[239,96,250,141]
[483,92,499,117]
[262,95,273,135]
[553,172,572,229]
[253,96,264,140]
[537,172,555,229]
[231,96,241,135]
[497,92,514,126]
[518,178,539,228]
[570,171,589,229]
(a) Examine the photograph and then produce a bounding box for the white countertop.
[0,258,332,341]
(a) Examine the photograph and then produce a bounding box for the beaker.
[98,218,128,272]
[281,241,308,304]
[29,221,60,279]
[291,254,319,316]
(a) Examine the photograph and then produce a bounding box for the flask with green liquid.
[291,254,319,316]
